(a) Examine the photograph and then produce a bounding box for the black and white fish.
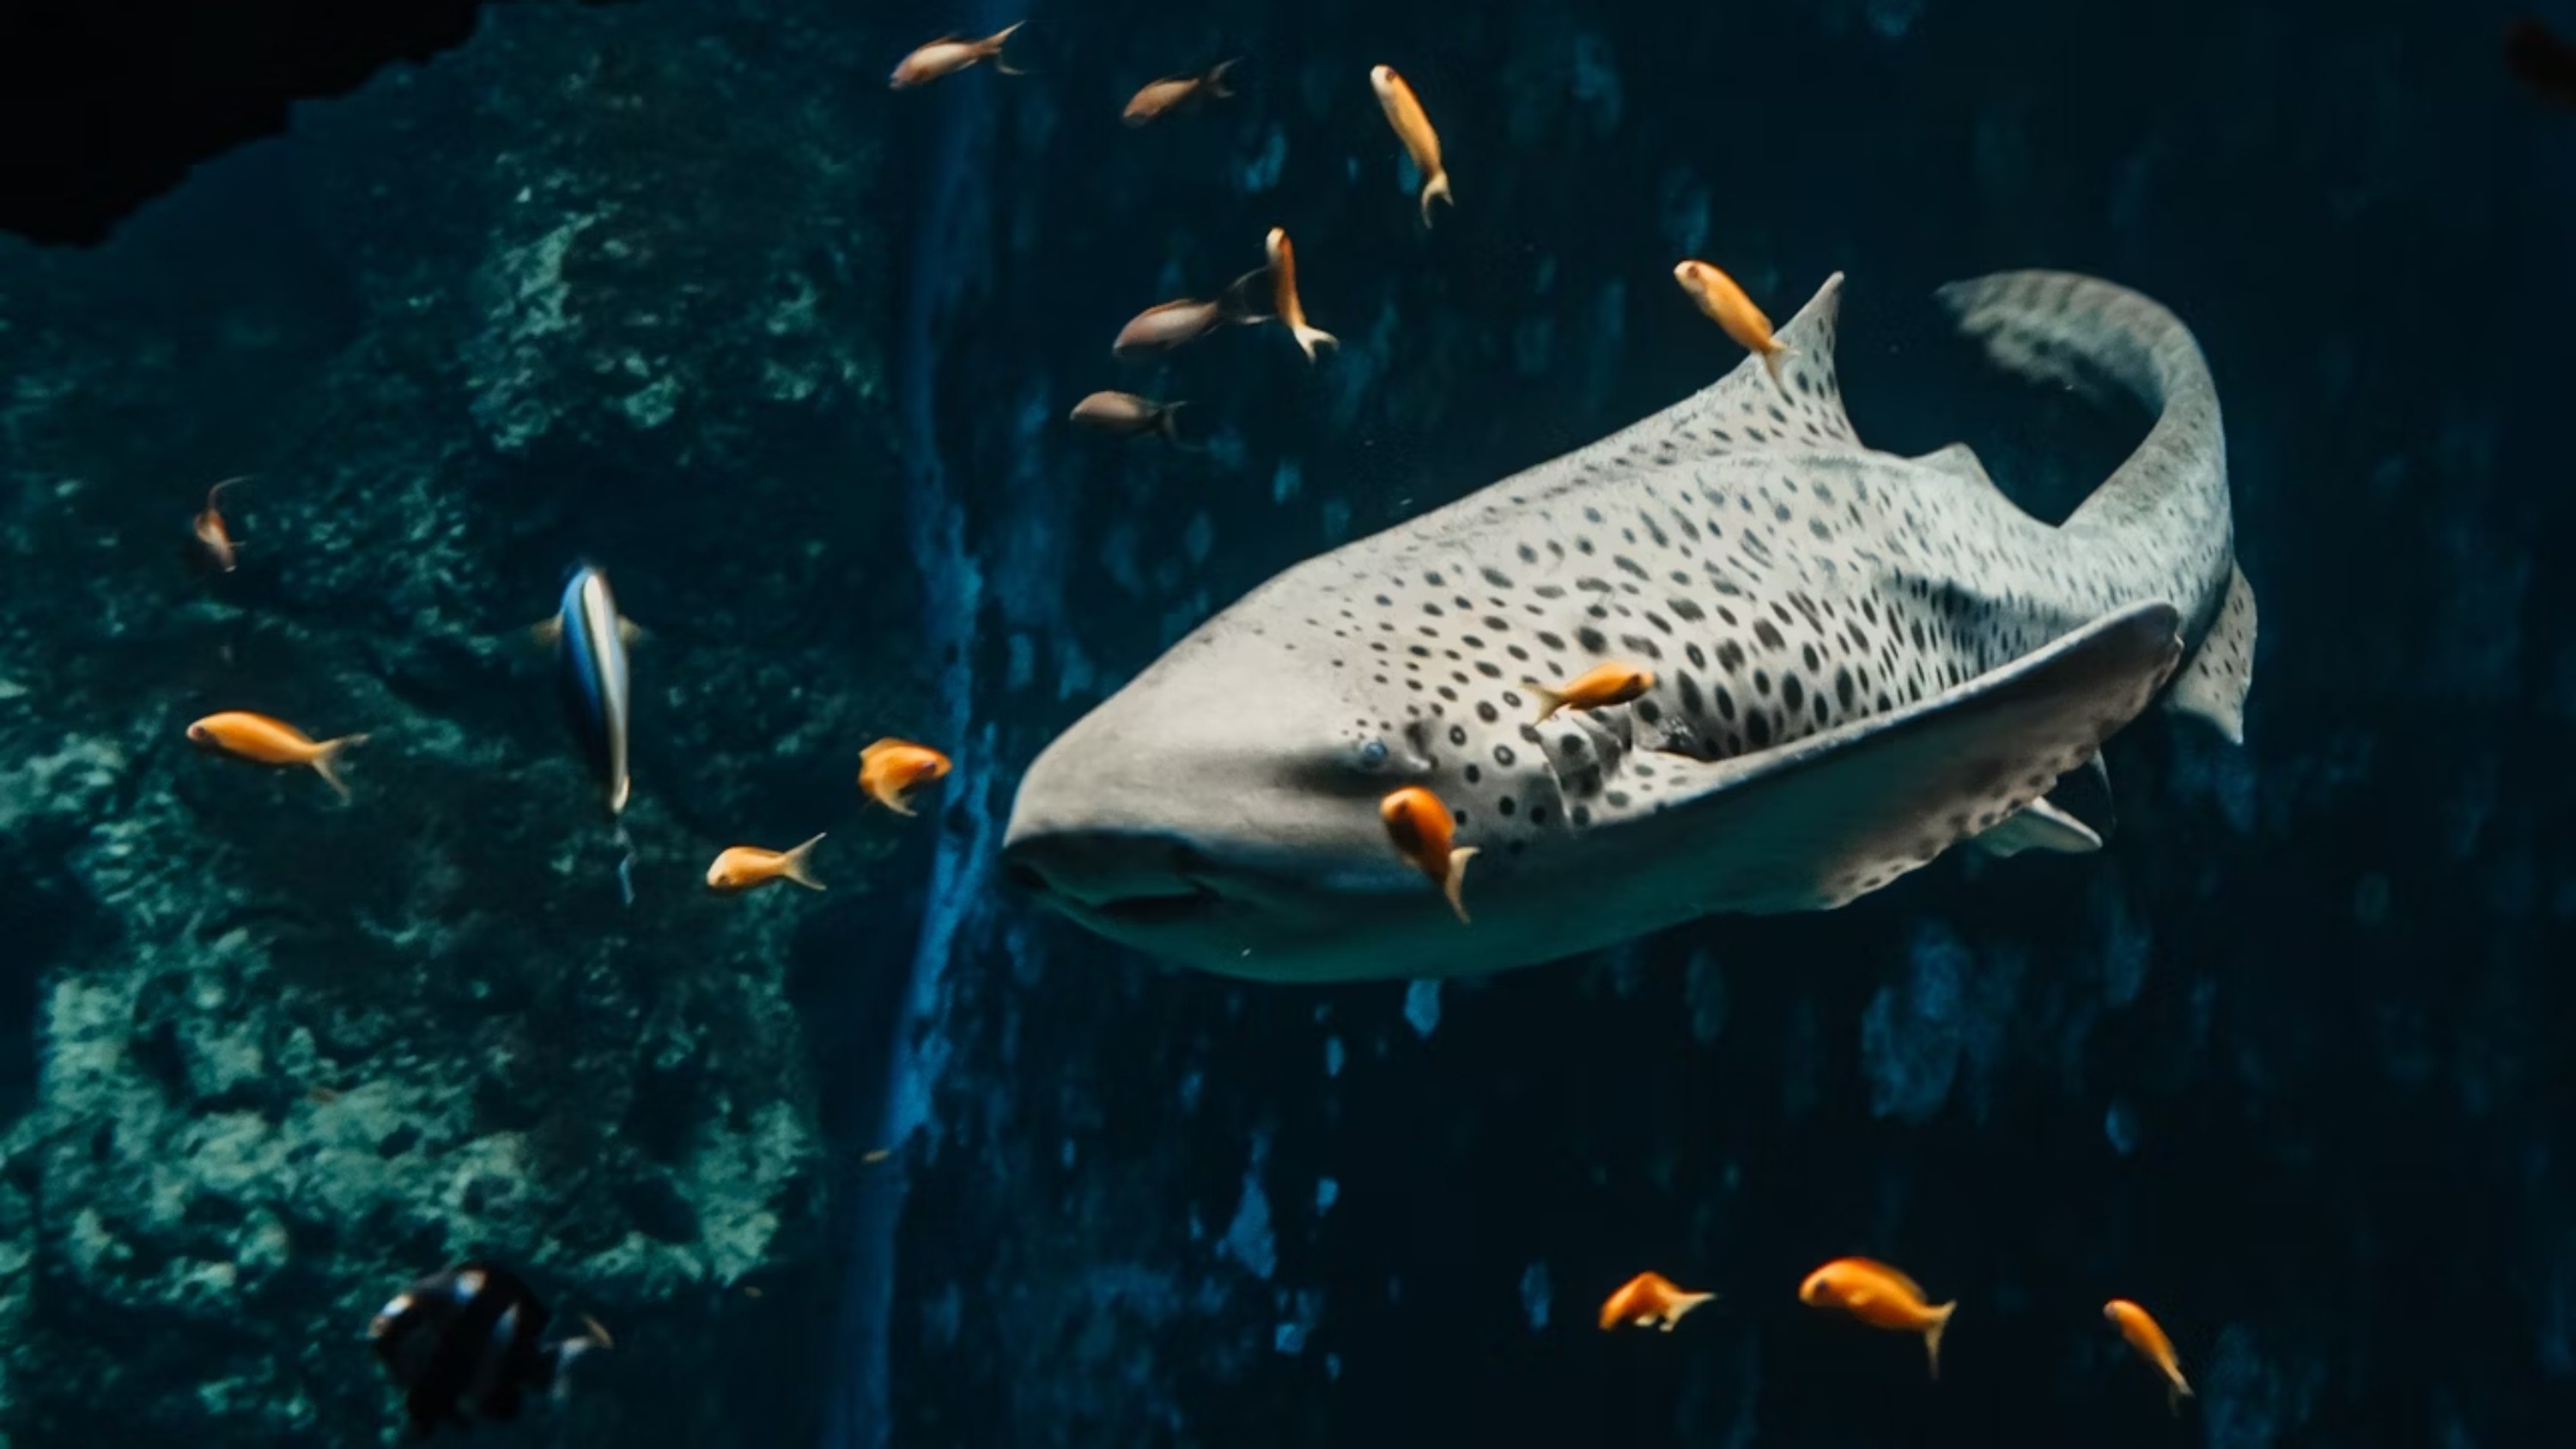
[1005,271,2254,981]
[368,1262,608,1438]
[538,563,637,816]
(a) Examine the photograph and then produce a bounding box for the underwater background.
[1,0,2572,1444]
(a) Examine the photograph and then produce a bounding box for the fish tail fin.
[547,1314,613,1406]
[528,618,563,649]
[1218,267,1274,325]
[1291,323,1339,363]
[987,21,1027,72]
[1155,400,1191,446]
[617,615,650,648]
[1924,1301,1956,1382]
[1655,1316,1679,1332]
[1206,57,1240,97]
[208,474,251,506]
[1419,171,1453,227]
[781,833,829,890]
[2169,1376,2195,1416]
[312,734,369,802]
[1529,685,1565,721]
[1762,341,1795,387]
[1443,845,1479,923]
[877,788,918,819]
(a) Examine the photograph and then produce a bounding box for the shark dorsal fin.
[1515,275,1860,507]
[1666,270,1859,455]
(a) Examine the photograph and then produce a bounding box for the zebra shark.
[1003,270,2255,982]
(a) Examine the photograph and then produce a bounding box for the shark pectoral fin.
[1634,603,2181,914]
[1971,797,2102,856]
[2164,561,2254,745]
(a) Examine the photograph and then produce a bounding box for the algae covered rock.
[0,0,909,1442]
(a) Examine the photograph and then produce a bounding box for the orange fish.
[1674,259,1792,387]
[2103,1299,2194,1414]
[193,476,249,572]
[1530,661,1654,723]
[1122,58,1239,126]
[1598,1271,1716,1332]
[1798,1257,1957,1380]
[186,711,370,801]
[706,833,827,894]
[1070,391,1187,443]
[890,21,1025,89]
[1379,785,1476,923]
[1369,65,1452,226]
[1264,227,1337,363]
[860,739,952,816]
[1112,270,1270,357]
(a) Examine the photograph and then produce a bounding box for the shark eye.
[1356,739,1389,770]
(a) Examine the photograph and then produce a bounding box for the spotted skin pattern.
[1006,271,2252,981]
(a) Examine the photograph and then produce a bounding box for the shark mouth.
[1000,832,1232,929]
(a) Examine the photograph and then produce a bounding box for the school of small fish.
[155,17,2257,1434]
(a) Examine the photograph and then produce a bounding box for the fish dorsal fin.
[1865,1259,1928,1302]
[1606,602,2181,914]
[2165,561,2255,745]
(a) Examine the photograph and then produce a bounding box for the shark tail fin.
[1443,846,1478,923]
[1936,270,2224,539]
[2166,562,2255,745]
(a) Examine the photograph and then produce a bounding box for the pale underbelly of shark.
[1004,270,2257,983]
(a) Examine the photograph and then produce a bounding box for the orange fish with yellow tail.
[1674,259,1792,387]
[1798,1257,1957,1380]
[1122,58,1238,126]
[860,739,952,817]
[1529,662,1654,723]
[1379,785,1475,922]
[1368,66,1451,225]
[706,834,828,894]
[193,476,249,572]
[1598,1271,1716,1332]
[1264,227,1336,363]
[186,711,370,801]
[890,22,1025,89]
[2103,1299,2195,1414]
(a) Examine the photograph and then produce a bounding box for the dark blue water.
[0,0,2569,1445]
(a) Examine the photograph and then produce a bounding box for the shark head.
[1005,271,2237,982]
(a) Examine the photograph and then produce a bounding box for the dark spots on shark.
[1571,805,1593,828]
[1449,725,1468,746]
[1577,626,1608,652]
[1493,745,1517,767]
[1636,699,1663,725]
[1781,674,1805,713]
[1754,619,1785,651]
[1476,702,1499,723]
[1746,711,1772,748]
[1670,598,1704,622]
